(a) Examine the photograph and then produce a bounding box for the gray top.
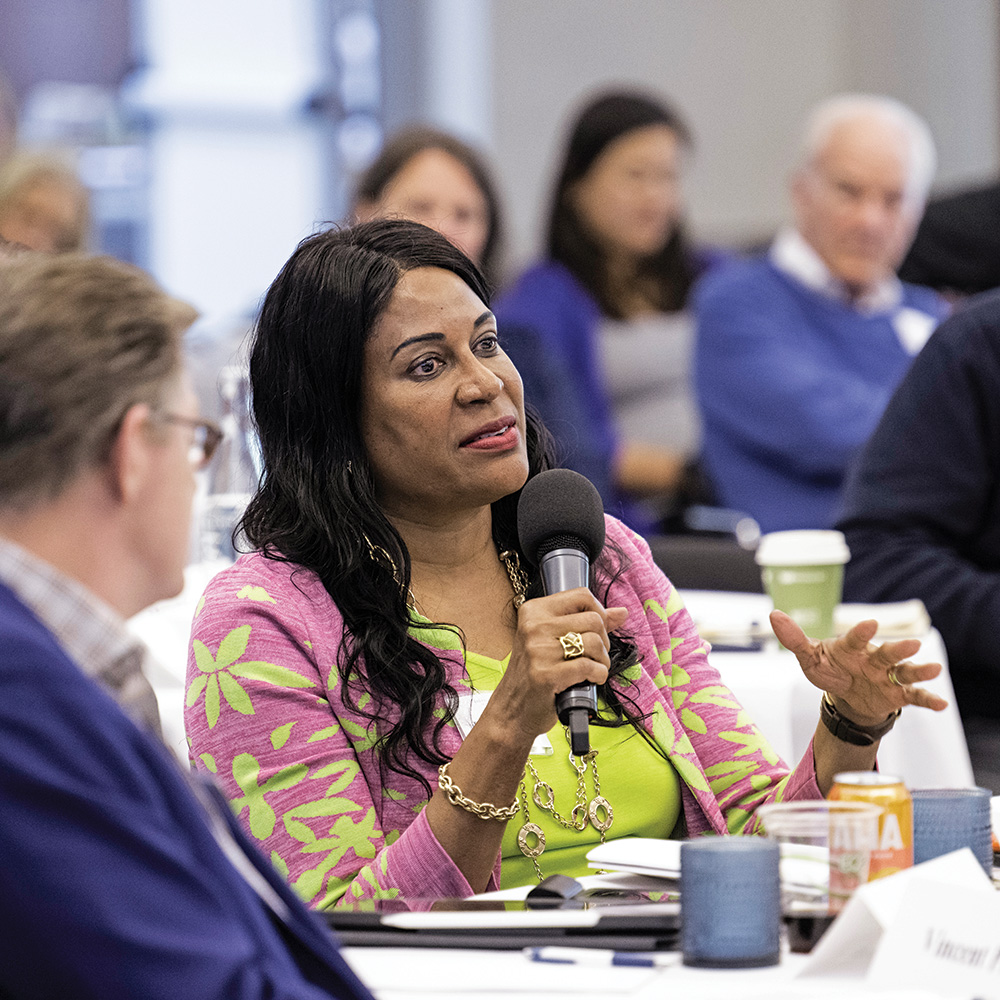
[598,309,701,459]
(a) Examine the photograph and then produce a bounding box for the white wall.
[488,0,1000,271]
[424,0,493,144]
[840,0,1000,189]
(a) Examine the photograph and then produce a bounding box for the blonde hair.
[0,152,90,252]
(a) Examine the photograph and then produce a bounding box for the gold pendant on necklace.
[589,795,614,833]
[532,780,555,811]
[517,822,545,858]
[516,730,615,880]
[570,803,588,831]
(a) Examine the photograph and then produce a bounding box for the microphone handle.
[540,548,598,755]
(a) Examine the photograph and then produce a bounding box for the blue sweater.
[0,583,372,1000]
[694,258,946,532]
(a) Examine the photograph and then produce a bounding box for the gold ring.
[558,631,585,660]
[888,669,902,687]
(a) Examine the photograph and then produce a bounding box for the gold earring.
[363,532,400,579]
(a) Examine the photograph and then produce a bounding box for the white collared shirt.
[769,228,936,355]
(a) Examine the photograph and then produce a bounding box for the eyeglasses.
[158,413,225,470]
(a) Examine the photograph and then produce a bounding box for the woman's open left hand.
[770,609,948,725]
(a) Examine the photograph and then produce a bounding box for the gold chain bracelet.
[437,761,519,821]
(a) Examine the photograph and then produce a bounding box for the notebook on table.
[321,884,680,951]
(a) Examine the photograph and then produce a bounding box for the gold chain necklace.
[374,539,617,883]
[498,549,527,609]
[516,730,614,882]
[499,549,615,883]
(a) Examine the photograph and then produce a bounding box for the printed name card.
[800,849,994,983]
[868,877,1000,998]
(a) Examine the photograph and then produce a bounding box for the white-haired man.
[695,94,948,533]
[0,250,373,1000]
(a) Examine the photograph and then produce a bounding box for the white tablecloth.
[340,944,930,1000]
[680,590,974,790]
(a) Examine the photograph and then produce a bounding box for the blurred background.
[0,0,996,320]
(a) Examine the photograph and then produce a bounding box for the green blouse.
[464,650,682,888]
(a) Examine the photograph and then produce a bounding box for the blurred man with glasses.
[0,250,373,1000]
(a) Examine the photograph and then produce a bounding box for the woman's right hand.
[479,587,629,748]
[423,589,627,894]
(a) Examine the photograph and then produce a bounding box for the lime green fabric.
[464,650,681,889]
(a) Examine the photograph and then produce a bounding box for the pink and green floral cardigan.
[185,517,821,908]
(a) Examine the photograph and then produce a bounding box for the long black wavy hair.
[547,89,696,319]
[242,218,641,794]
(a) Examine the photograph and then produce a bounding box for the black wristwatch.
[820,692,901,746]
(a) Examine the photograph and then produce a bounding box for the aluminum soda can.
[828,771,913,879]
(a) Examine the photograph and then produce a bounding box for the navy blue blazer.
[0,581,373,1000]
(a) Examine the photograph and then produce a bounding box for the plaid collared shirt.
[0,537,163,737]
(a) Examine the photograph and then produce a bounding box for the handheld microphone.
[517,469,606,755]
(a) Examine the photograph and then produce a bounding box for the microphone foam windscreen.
[517,469,606,566]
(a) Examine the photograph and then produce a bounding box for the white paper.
[868,878,1000,998]
[471,870,674,902]
[585,837,829,898]
[800,849,993,979]
[835,599,931,637]
[585,837,681,877]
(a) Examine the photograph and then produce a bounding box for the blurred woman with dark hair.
[496,90,728,531]
[353,125,504,287]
